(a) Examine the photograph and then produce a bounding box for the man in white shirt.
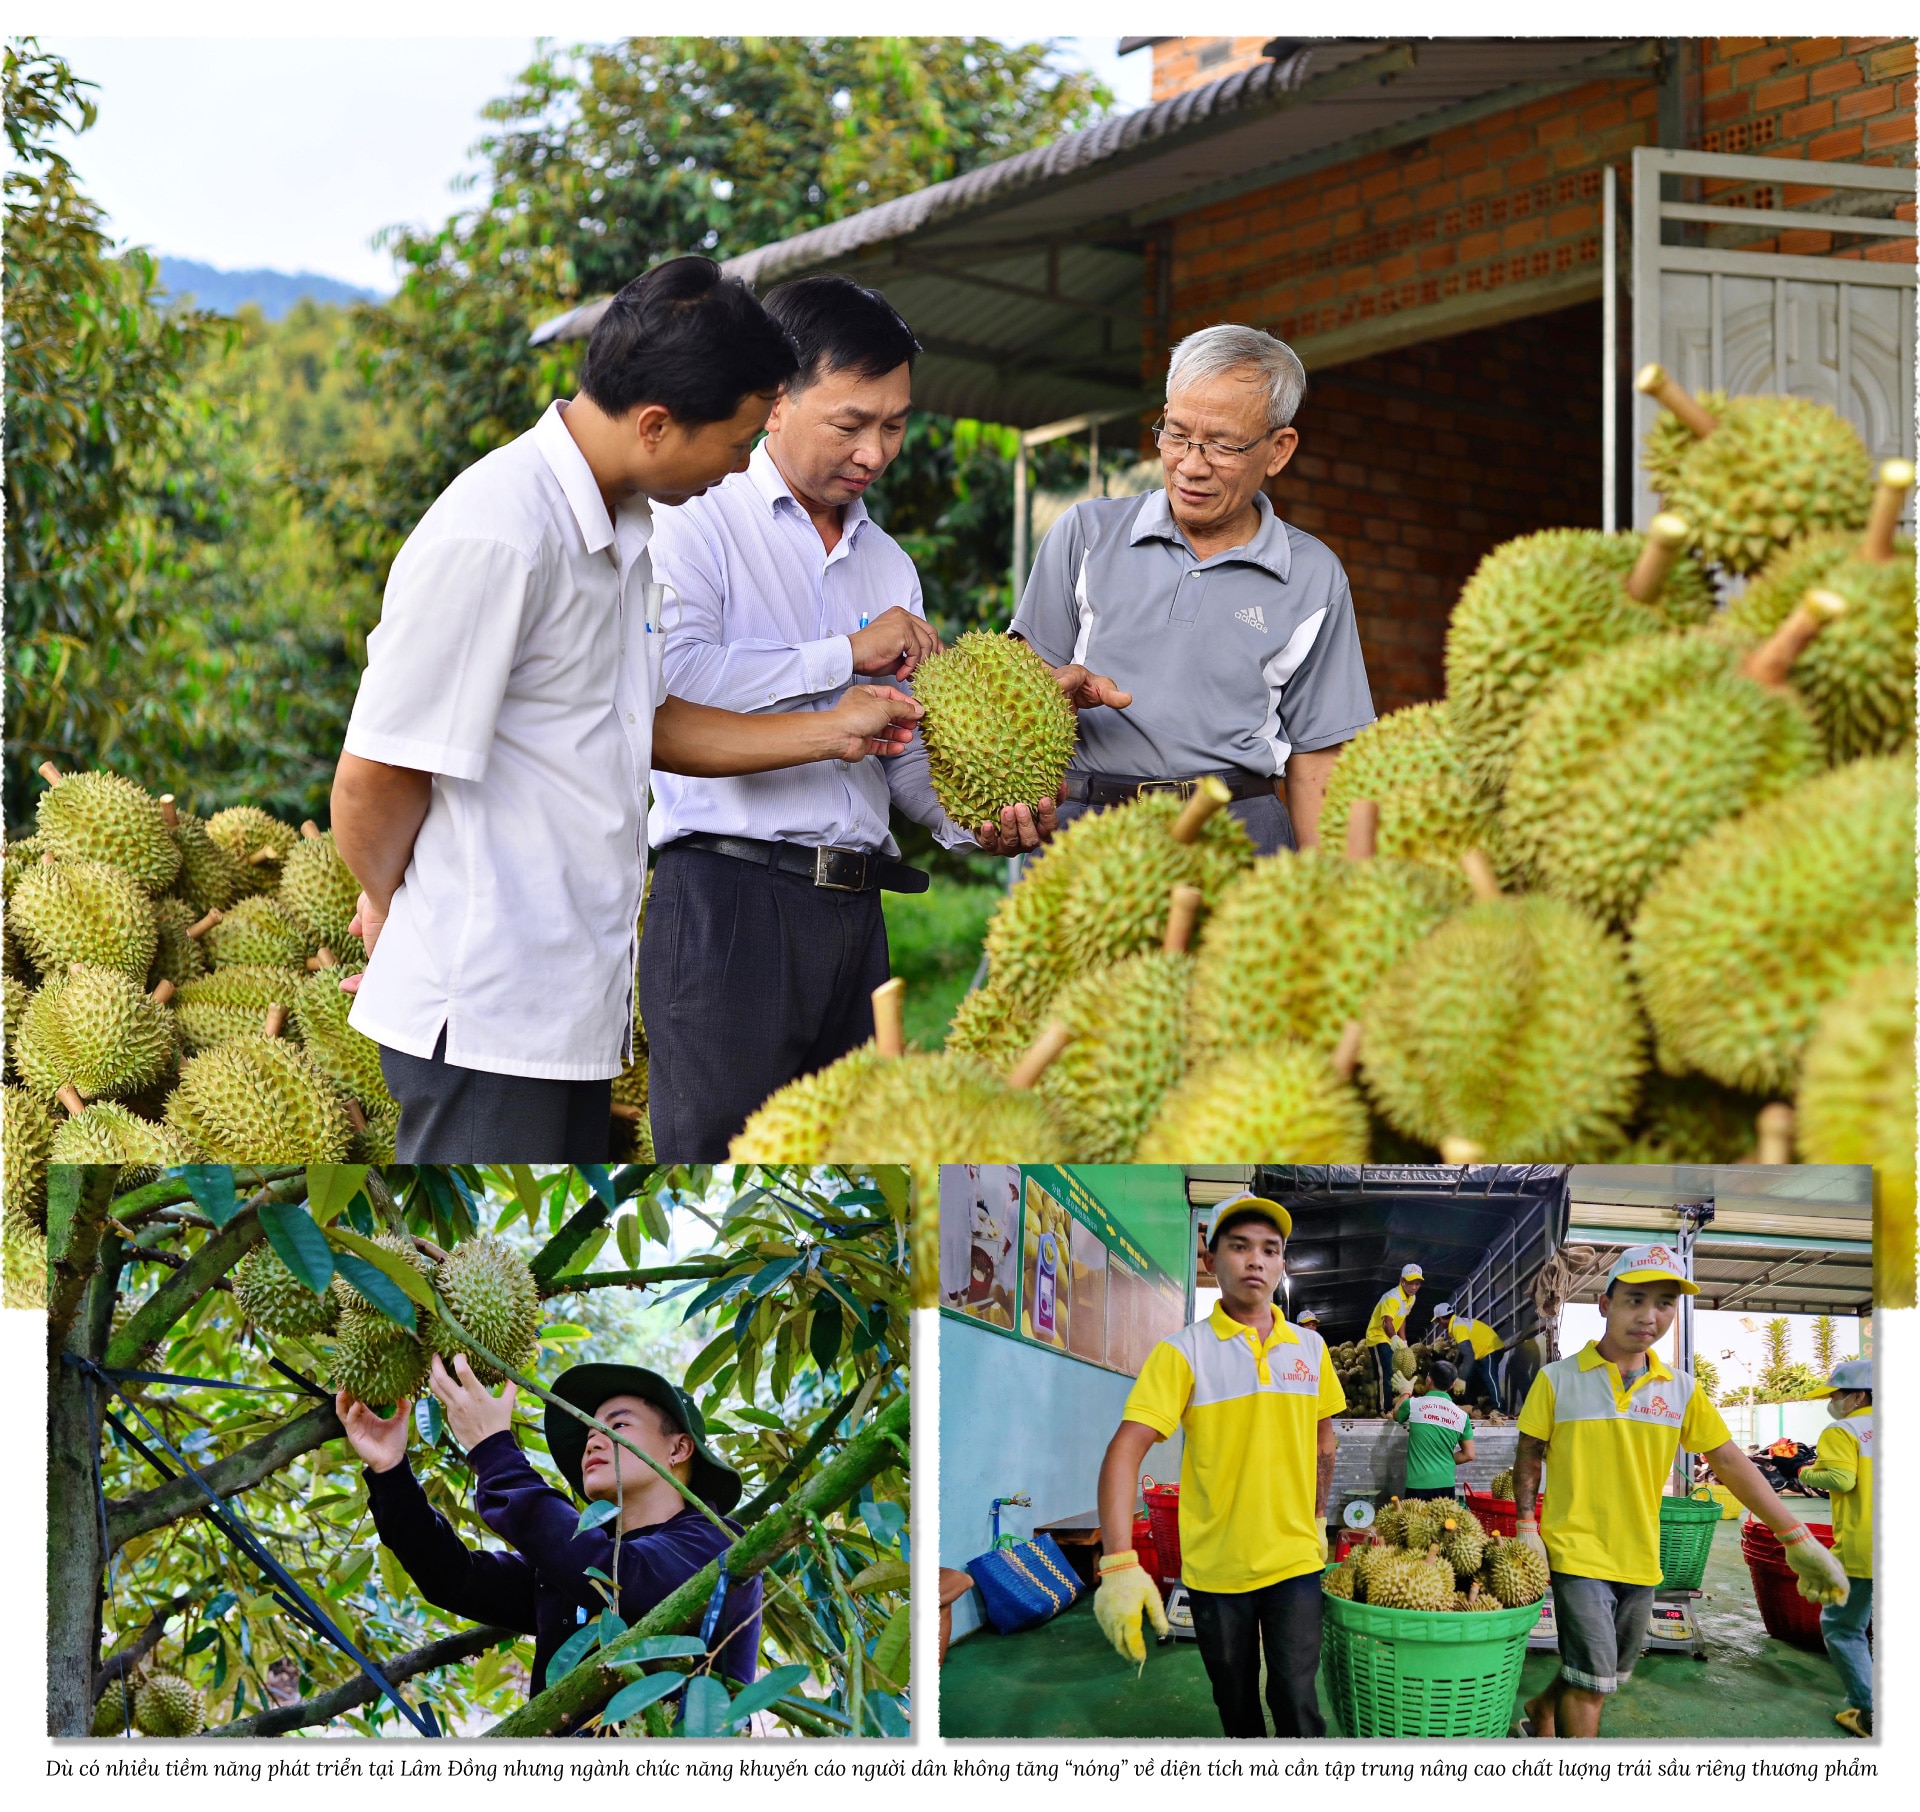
[330,258,921,1162]
[642,276,1127,1159]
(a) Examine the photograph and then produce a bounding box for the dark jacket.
[365,1431,761,1695]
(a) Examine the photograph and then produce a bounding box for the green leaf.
[182,1627,219,1655]
[258,1201,334,1296]
[329,1251,417,1333]
[547,1620,603,1682]
[206,1591,237,1619]
[731,1406,783,1430]
[623,1636,706,1661]
[724,1663,812,1727]
[178,1166,240,1228]
[809,1302,842,1373]
[509,1164,543,1229]
[860,1499,908,1548]
[682,1329,736,1391]
[615,1212,640,1268]
[681,1270,751,1322]
[581,1165,615,1206]
[748,1254,804,1298]
[637,1190,671,1247]
[305,1164,369,1227]
[871,1604,910,1690]
[329,1225,435,1309]
[831,1187,886,1207]
[576,1499,618,1534]
[602,1672,684,1726]
[846,1556,910,1595]
[676,1673,733,1737]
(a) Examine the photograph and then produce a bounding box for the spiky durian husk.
[981,840,1080,1011]
[354,1097,402,1165]
[232,1240,338,1336]
[1372,1498,1408,1546]
[277,830,367,963]
[50,1102,201,1166]
[165,1035,352,1161]
[609,1040,650,1162]
[1135,1040,1369,1164]
[914,631,1079,827]
[1615,1074,1767,1164]
[1487,1468,1516,1501]
[3,971,28,1081]
[434,1234,541,1385]
[91,1676,132,1736]
[730,1045,889,1163]
[1367,1548,1455,1610]
[2,835,44,904]
[944,984,1038,1074]
[822,1051,1070,1167]
[35,770,181,894]
[14,964,176,1104]
[1797,961,1915,1308]
[133,1672,205,1738]
[1484,1536,1550,1606]
[1444,529,1715,799]
[1323,1562,1357,1600]
[166,810,246,917]
[1437,1516,1486,1580]
[1660,394,1873,575]
[290,967,392,1110]
[146,895,211,991]
[3,1085,54,1229]
[1642,387,1727,496]
[173,965,308,1053]
[8,859,158,981]
[204,806,298,898]
[1037,952,1193,1163]
[330,1305,432,1407]
[1362,895,1644,1160]
[1631,753,1913,1095]
[2,1209,48,1310]
[202,894,319,969]
[1502,629,1823,924]
[1724,532,1916,763]
[1319,703,1510,876]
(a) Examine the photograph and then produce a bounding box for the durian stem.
[1627,512,1691,602]
[1440,1137,1487,1165]
[1741,592,1844,691]
[871,977,906,1058]
[56,1084,86,1116]
[1756,1102,1795,1164]
[262,1004,289,1040]
[409,1234,449,1263]
[38,761,63,786]
[148,979,175,1008]
[300,820,322,840]
[1344,798,1380,862]
[609,1102,643,1123]
[306,947,338,971]
[1007,1020,1072,1089]
[1460,850,1501,901]
[342,1097,368,1134]
[246,846,281,867]
[1862,459,1914,562]
[1634,363,1718,438]
[157,795,178,830]
[1332,1019,1363,1081]
[1171,774,1233,844]
[1163,883,1204,953]
[186,908,223,940]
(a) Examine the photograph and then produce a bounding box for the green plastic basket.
[1321,1581,1540,1738]
[1656,1489,1722,1591]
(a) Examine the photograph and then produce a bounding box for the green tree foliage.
[1811,1314,1839,1378]
[1690,1354,1720,1404]
[1752,1317,1826,1401]
[53,1162,908,1738]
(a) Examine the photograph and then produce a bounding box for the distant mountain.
[156,258,384,320]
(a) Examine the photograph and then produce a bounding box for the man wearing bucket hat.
[1431,1298,1509,1413]
[339,1355,761,1706]
[1364,1262,1423,1418]
[1094,1194,1345,1737]
[1514,1244,1849,1738]
[1800,1356,1874,1737]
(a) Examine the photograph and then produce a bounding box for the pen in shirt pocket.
[857,614,870,630]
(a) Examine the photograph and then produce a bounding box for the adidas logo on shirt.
[1234,605,1267,631]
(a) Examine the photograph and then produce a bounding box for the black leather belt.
[664,832,929,894]
[1061,769,1274,809]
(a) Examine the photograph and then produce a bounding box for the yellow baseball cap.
[1606,1242,1698,1295]
[1208,1193,1293,1245]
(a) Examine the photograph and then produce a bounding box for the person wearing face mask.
[1800,1357,1874,1737]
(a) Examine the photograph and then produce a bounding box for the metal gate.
[1617,145,1916,531]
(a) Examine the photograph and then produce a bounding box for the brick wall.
[1148,38,1270,102]
[1701,37,1915,167]
[1270,303,1604,715]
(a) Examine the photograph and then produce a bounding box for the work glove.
[1316,1521,1331,1566]
[1093,1552,1169,1665]
[1781,1525,1850,1606]
[1389,1335,1409,1353]
[1514,1516,1549,1568]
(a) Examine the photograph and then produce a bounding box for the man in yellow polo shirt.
[1516,1244,1850,1738]
[1093,1195,1343,1737]
[1365,1262,1423,1418]
[1801,1357,1873,1737]
[1431,1298,1508,1411]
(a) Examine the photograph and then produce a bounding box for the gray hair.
[1166,324,1307,430]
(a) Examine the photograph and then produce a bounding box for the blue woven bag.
[965,1533,1082,1635]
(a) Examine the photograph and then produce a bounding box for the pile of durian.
[729,380,1914,1207]
[1327,1337,1437,1415]
[1324,1496,1548,1612]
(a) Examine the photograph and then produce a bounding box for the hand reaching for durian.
[429,1352,518,1450]
[1047,662,1133,713]
[973,792,1062,854]
[822,685,924,762]
[848,605,941,681]
[336,1388,411,1473]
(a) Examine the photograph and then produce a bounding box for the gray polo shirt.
[1010,488,1375,779]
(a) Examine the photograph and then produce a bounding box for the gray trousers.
[1057,788,1295,855]
[380,1027,612,1163]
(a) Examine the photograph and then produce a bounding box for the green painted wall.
[1063,1166,1191,1287]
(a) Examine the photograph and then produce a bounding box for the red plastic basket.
[1741,1519,1835,1652]
[1334,1528,1370,1563]
[1131,1512,1160,1583]
[1142,1478,1183,1587]
[1464,1490,1519,1537]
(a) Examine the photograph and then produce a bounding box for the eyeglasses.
[1151,420,1275,468]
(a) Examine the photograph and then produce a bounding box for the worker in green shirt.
[1391,1359,1475,1500]
[1800,1357,1873,1737]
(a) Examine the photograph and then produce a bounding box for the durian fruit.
[1393,1346,1419,1381]
[1444,524,1715,799]
[34,768,181,893]
[1487,1467,1517,1501]
[290,967,392,1113]
[173,965,308,1053]
[1135,1040,1369,1163]
[50,1102,202,1166]
[2,1208,48,1310]
[823,1051,1071,1166]
[204,805,298,897]
[1483,1534,1550,1607]
[1501,626,1824,924]
[278,826,366,964]
[980,841,1080,1013]
[1368,1545,1455,1611]
[1348,1539,1396,1599]
[165,810,245,917]
[355,1097,402,1165]
[329,1229,436,1405]
[1615,1073,1769,1163]
[91,1676,132,1736]
[913,631,1078,827]
[202,894,319,969]
[730,1045,889,1163]
[944,984,1037,1073]
[1797,961,1915,1309]
[1322,1562,1357,1600]
[1640,366,1874,574]
[8,859,158,981]
[609,1044,651,1163]
[1319,704,1507,876]
[165,1035,353,1161]
[1631,753,1913,1094]
[1371,1498,1407,1547]
[146,895,211,991]
[1361,885,1644,1161]
[2,1085,55,1228]
[1462,1582,1505,1612]
[1037,950,1193,1162]
[1437,1515,1486,1581]
[232,1240,338,1336]
[1642,386,1727,497]
[13,965,176,1105]
[133,1673,206,1737]
[3,971,28,1080]
[1398,1501,1436,1550]
[434,1234,541,1385]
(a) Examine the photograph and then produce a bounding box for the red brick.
[1807,124,1868,159]
[1359,167,1402,203]
[1754,72,1809,110]
[1536,111,1578,147]
[1401,155,1445,189]
[1783,100,1836,137]
[1487,127,1533,161]
[1792,38,1846,65]
[1705,91,1753,126]
[1838,82,1896,120]
[1717,37,1768,57]
[1702,60,1734,96]
[1733,45,1792,86]
[1811,59,1864,96]
[1580,95,1631,131]
[1865,111,1917,149]
[1868,43,1916,78]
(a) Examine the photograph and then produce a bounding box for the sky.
[40,35,1154,295]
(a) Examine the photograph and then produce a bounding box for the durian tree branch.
[731,1379,869,1526]
[537,1259,730,1299]
[109,1168,306,1226]
[92,1595,191,1702]
[528,1198,619,1286]
[105,1400,344,1549]
[46,1168,123,1355]
[204,1624,517,1738]
[484,1391,909,1739]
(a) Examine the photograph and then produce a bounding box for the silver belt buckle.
[1134,778,1196,800]
[813,845,870,891]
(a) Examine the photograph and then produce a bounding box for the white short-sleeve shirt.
[343,400,658,1081]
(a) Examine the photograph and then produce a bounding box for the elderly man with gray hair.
[1010,324,1374,851]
